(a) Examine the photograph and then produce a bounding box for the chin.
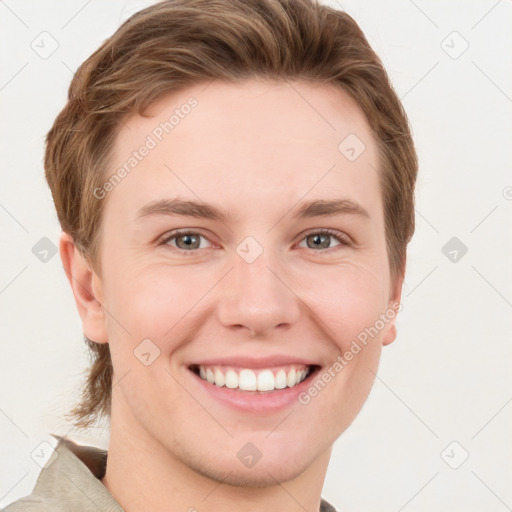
[174,439,322,488]
[191,456,312,488]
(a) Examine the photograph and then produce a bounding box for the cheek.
[104,264,197,336]
[303,264,389,348]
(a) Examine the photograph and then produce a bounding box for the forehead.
[107,79,381,220]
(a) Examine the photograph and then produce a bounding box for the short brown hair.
[45,0,418,430]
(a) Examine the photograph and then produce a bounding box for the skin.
[61,79,403,512]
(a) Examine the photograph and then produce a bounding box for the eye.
[159,228,351,255]
[160,230,213,253]
[297,229,351,251]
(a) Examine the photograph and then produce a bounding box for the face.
[80,79,401,486]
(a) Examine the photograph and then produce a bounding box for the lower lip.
[187,367,319,413]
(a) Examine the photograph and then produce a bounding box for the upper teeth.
[197,365,310,391]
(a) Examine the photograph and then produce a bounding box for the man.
[4,0,417,510]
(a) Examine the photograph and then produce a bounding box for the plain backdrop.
[1,0,511,510]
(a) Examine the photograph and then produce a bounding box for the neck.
[101,404,331,512]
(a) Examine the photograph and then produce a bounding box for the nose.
[216,250,301,337]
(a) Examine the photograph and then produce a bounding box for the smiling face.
[84,79,402,486]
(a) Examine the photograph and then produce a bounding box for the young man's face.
[74,79,401,485]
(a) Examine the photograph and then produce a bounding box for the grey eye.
[301,233,342,250]
[164,232,210,251]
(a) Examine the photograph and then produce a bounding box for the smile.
[190,364,316,392]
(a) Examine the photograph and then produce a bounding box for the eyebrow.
[136,199,232,223]
[293,198,370,220]
[135,198,370,222]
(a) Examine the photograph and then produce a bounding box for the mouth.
[188,363,320,393]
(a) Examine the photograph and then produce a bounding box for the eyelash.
[159,228,352,256]
[298,229,353,251]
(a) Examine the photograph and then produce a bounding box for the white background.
[1,0,511,510]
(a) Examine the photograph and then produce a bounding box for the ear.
[382,267,404,347]
[59,232,108,344]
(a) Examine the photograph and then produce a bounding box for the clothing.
[3,435,338,511]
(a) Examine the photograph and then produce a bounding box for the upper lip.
[188,355,319,369]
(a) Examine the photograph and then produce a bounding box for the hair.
[45,0,418,430]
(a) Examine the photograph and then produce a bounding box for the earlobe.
[382,323,397,346]
[382,299,401,346]
[59,232,108,344]
[382,268,404,347]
